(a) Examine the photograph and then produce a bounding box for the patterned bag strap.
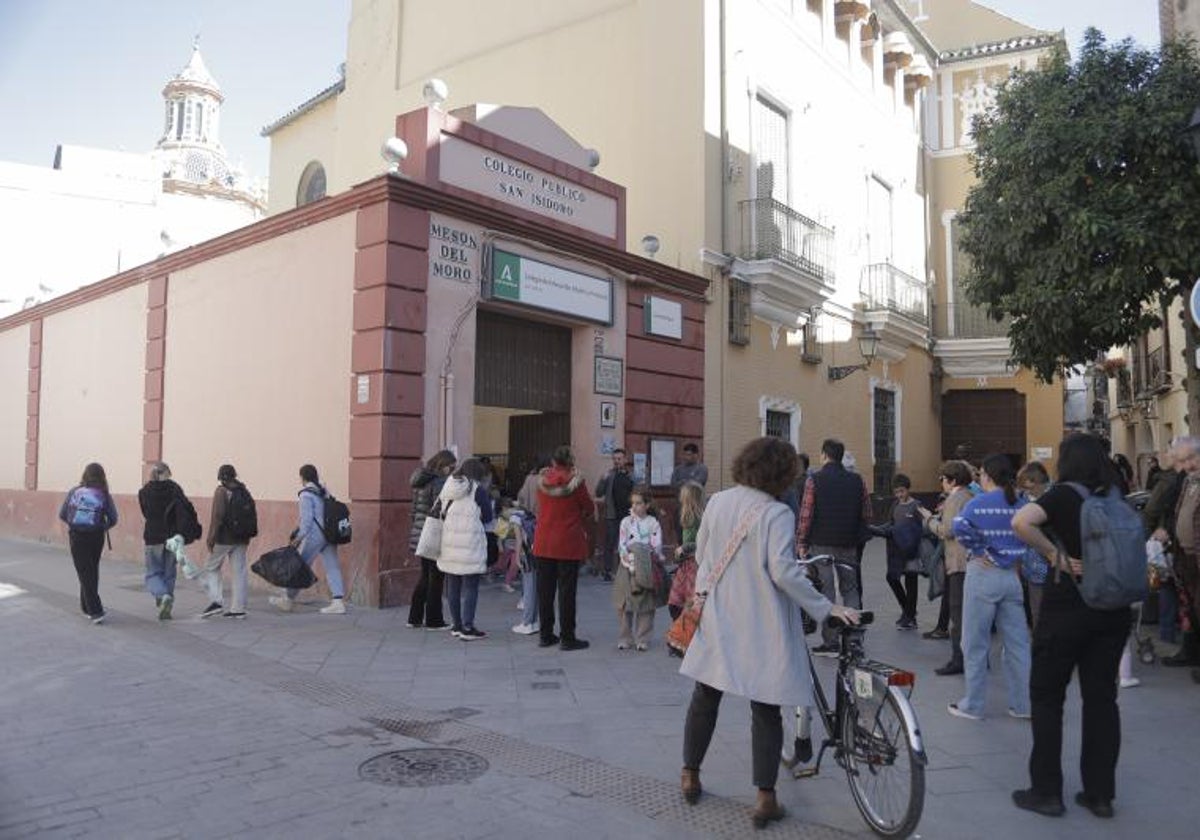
[699,499,772,596]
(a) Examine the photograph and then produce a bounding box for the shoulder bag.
[416,497,446,560]
[665,499,770,655]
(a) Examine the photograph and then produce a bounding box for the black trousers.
[683,682,782,790]
[69,530,105,617]
[537,558,580,642]
[1029,603,1131,801]
[947,572,965,665]
[887,571,919,620]
[407,557,445,627]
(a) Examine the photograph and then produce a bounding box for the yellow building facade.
[266,0,1067,492]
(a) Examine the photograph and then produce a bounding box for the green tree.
[958,31,1200,382]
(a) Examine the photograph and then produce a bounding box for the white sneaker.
[947,702,983,721]
[502,583,516,593]
[1007,708,1032,720]
[268,595,294,613]
[1119,676,1141,688]
[516,599,524,611]
[320,599,346,615]
[512,622,539,635]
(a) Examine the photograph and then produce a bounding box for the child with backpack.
[875,474,924,631]
[198,464,257,619]
[138,461,200,620]
[270,464,348,615]
[612,485,663,651]
[59,462,119,624]
[503,501,539,635]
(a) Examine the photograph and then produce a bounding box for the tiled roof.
[939,32,1061,61]
[260,77,346,137]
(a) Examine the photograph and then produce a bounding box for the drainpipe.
[719,0,729,488]
[440,372,455,450]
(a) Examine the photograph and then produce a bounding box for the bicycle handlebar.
[826,610,874,630]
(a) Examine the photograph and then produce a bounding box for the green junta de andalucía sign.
[489,248,612,325]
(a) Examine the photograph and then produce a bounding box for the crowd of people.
[56,429,1179,830]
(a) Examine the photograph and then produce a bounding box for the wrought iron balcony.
[951,300,1010,339]
[860,262,928,324]
[738,198,835,282]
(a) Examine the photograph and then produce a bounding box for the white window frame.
[868,377,902,466]
[759,395,801,445]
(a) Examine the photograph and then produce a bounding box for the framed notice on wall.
[649,438,676,487]
[594,355,624,396]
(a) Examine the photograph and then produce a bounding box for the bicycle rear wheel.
[841,689,924,837]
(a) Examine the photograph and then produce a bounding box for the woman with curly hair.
[679,437,859,828]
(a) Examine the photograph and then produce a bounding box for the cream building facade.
[914,0,1065,471]
[266,0,1068,492]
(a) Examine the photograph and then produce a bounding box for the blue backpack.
[1062,483,1147,609]
[67,486,109,532]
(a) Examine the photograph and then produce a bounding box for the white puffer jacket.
[435,477,487,575]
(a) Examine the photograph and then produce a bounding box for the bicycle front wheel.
[841,688,925,837]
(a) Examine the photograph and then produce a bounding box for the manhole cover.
[358,748,489,787]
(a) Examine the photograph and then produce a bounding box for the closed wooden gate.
[476,310,573,497]
[942,389,1026,466]
[475,310,572,412]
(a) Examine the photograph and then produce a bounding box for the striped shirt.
[951,488,1027,569]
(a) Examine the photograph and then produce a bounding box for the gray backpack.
[1060,483,1147,610]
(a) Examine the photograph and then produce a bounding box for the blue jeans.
[290,542,344,600]
[144,544,177,599]
[521,567,539,626]
[959,560,1031,717]
[446,573,481,630]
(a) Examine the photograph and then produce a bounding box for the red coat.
[532,466,594,561]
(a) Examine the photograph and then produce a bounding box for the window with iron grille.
[765,409,792,442]
[729,278,751,345]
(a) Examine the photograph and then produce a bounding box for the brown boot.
[681,767,702,805]
[752,788,785,829]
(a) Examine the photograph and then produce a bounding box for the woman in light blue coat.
[679,437,858,829]
[269,464,347,614]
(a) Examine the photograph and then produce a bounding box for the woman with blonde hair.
[668,481,706,624]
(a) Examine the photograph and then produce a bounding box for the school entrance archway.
[474,310,571,498]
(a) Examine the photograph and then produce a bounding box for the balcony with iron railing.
[951,300,1010,339]
[738,198,835,282]
[860,262,928,324]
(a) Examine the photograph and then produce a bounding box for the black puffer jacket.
[409,468,447,554]
[138,479,184,545]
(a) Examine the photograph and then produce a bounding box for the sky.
[0,0,1162,183]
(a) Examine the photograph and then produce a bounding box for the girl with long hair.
[59,463,119,623]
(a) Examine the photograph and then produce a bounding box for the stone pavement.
[1,536,1197,839]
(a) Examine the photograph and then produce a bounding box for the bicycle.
[786,554,928,837]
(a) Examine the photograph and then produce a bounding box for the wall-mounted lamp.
[827,324,880,381]
[381,137,409,174]
[640,234,660,259]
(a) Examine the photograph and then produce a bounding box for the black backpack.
[224,483,259,540]
[317,491,352,545]
[166,491,203,545]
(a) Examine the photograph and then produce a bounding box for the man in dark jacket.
[1145,441,1186,651]
[137,461,190,620]
[796,439,872,655]
[593,448,633,582]
[198,464,253,619]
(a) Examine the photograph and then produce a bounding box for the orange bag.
[664,499,769,656]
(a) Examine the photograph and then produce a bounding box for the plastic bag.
[251,545,317,589]
[166,534,201,580]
